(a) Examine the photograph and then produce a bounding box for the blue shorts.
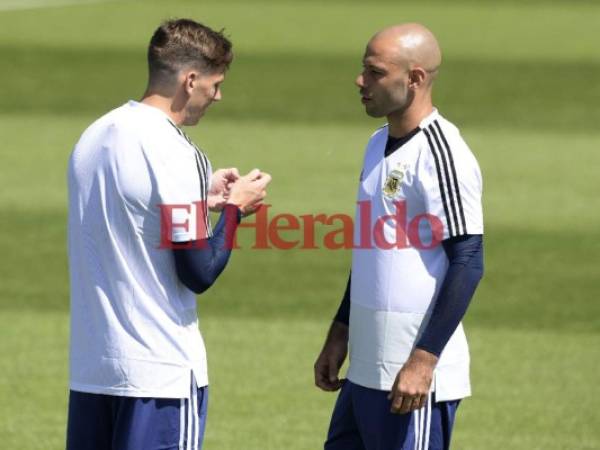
[66,376,208,450]
[325,381,459,450]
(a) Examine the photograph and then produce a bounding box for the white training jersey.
[67,100,212,398]
[348,109,483,401]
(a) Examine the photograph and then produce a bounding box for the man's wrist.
[223,202,242,218]
[410,348,439,368]
[219,203,242,227]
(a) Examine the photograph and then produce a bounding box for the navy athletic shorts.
[66,376,208,450]
[325,380,460,450]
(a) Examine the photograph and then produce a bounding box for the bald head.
[356,23,441,126]
[369,23,441,77]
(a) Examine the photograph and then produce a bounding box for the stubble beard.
[183,103,209,126]
[364,88,414,119]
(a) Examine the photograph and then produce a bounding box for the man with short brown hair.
[66,18,270,450]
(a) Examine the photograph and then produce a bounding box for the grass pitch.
[1,1,599,449]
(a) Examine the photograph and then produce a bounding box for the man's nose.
[355,73,365,89]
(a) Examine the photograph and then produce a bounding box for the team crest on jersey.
[382,163,409,198]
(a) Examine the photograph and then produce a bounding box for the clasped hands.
[208,167,271,215]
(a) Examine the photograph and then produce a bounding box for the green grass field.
[1,0,599,448]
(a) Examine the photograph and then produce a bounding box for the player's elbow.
[173,250,221,294]
[176,268,217,294]
[185,281,211,295]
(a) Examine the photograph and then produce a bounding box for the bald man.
[314,24,484,450]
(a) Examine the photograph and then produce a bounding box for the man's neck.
[387,99,434,138]
[141,93,185,126]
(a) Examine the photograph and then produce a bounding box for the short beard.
[365,89,415,119]
[182,102,208,126]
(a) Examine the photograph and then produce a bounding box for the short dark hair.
[147,18,233,86]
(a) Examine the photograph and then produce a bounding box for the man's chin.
[364,106,385,118]
[182,112,205,127]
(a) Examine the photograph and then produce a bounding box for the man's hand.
[227,169,271,216]
[388,348,438,414]
[314,322,349,392]
[208,168,240,212]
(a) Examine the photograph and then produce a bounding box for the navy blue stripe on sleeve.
[415,234,484,357]
[172,204,242,294]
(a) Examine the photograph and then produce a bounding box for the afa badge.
[382,162,409,198]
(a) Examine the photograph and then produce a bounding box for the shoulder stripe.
[167,119,213,238]
[428,124,461,236]
[167,118,184,137]
[189,141,212,239]
[193,151,212,238]
[423,128,455,236]
[433,120,467,233]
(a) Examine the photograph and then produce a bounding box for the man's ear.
[182,71,197,95]
[408,67,427,89]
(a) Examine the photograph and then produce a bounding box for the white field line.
[0,0,114,12]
